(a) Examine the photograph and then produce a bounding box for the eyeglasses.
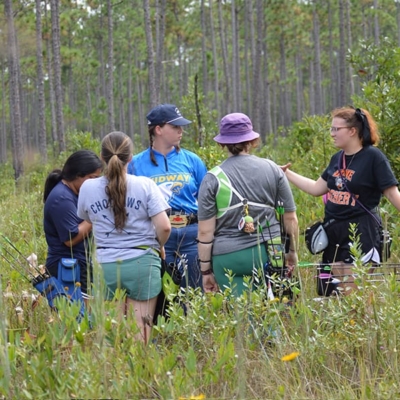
[330,126,350,132]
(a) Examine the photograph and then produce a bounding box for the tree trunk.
[200,0,208,97]
[397,2,400,46]
[313,4,323,115]
[262,20,272,136]
[118,65,125,131]
[1,65,7,163]
[327,0,337,109]
[338,0,347,106]
[97,14,106,138]
[35,0,47,162]
[106,0,115,132]
[346,0,354,98]
[209,0,219,118]
[46,35,57,145]
[279,34,291,126]
[127,44,134,139]
[155,0,166,99]
[309,56,315,116]
[295,51,303,121]
[86,79,93,133]
[134,43,145,147]
[373,0,380,45]
[252,0,263,131]
[217,0,230,114]
[50,0,65,153]
[231,0,239,111]
[243,8,250,116]
[143,0,158,107]
[5,0,24,179]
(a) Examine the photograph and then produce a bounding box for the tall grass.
[0,131,400,399]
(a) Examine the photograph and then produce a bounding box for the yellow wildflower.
[281,352,300,362]
[178,395,206,400]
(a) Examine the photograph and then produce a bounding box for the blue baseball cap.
[146,104,192,126]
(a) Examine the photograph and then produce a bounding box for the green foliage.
[1,141,400,398]
[64,130,101,155]
[349,37,400,177]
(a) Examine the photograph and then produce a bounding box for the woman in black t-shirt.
[282,107,400,295]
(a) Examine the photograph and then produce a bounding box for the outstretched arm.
[383,185,400,212]
[281,163,328,197]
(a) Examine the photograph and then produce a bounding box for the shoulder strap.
[209,165,275,219]
[337,151,381,226]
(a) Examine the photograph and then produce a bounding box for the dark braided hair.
[149,125,160,166]
[148,122,182,165]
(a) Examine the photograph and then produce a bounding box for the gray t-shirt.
[198,155,296,255]
[77,175,169,263]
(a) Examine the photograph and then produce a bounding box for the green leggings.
[213,244,268,296]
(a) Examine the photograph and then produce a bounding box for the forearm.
[285,169,326,196]
[283,212,299,252]
[64,220,92,247]
[197,218,216,272]
[384,186,400,212]
[152,212,172,247]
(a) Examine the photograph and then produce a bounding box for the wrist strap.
[201,268,213,276]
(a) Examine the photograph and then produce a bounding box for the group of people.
[43,103,400,342]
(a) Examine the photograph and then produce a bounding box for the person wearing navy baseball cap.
[146,104,192,126]
[128,104,207,290]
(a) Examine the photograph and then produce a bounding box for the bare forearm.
[283,212,299,251]
[64,220,92,247]
[384,186,400,212]
[197,218,216,272]
[152,212,171,247]
[285,169,327,197]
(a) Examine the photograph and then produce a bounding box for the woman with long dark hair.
[43,150,103,298]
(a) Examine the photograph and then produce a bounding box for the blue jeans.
[164,223,202,290]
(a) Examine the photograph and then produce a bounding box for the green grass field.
[1,136,400,399]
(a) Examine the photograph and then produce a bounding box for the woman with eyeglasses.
[282,107,400,295]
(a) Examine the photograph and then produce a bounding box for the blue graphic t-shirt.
[128,147,207,214]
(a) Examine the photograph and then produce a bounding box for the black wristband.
[201,268,213,276]
[196,239,214,244]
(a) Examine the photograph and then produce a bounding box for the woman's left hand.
[285,251,298,277]
[203,274,219,293]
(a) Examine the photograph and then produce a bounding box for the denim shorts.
[101,253,162,301]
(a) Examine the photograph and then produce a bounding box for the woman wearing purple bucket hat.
[197,113,299,296]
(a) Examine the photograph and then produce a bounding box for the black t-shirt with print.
[321,146,398,221]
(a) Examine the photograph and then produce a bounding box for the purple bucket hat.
[213,113,260,144]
